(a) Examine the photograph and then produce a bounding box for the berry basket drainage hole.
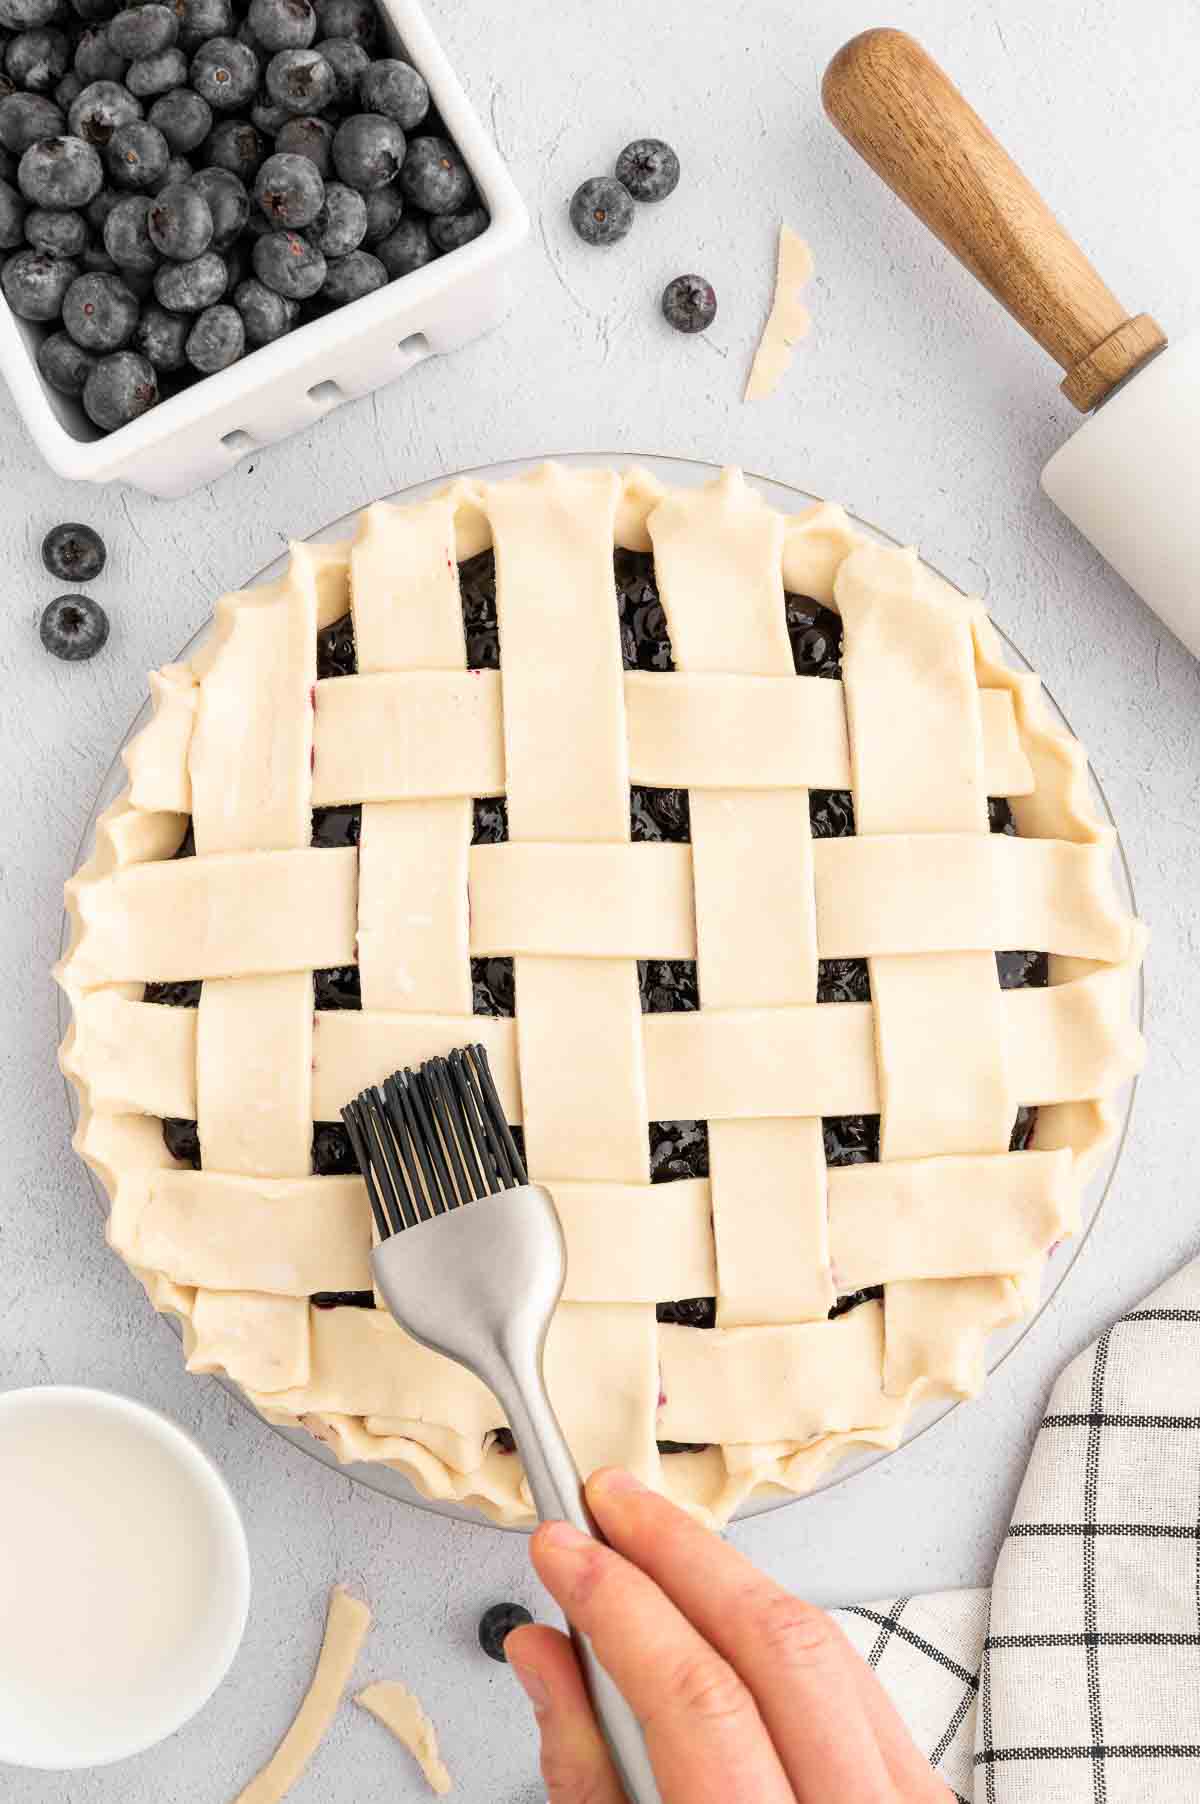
[220,428,258,454]
[307,379,346,407]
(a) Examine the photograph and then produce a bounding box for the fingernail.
[540,1519,594,1554]
[590,1466,646,1498]
[509,1660,550,1717]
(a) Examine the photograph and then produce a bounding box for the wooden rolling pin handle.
[821,28,1166,412]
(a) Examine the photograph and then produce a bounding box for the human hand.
[506,1467,953,1804]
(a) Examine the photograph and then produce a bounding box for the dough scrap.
[745,224,814,401]
[357,1680,453,1795]
[234,1586,372,1804]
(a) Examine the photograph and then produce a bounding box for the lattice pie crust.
[57,464,1146,1527]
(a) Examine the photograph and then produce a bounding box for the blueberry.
[190,36,258,109]
[62,268,138,346]
[84,180,119,232]
[318,243,380,303]
[128,295,181,365]
[254,146,322,225]
[125,44,186,95]
[307,176,360,254]
[6,26,70,92]
[81,242,116,272]
[428,205,486,253]
[39,592,109,659]
[202,115,260,179]
[68,78,139,145]
[152,242,223,305]
[250,223,321,295]
[400,134,469,214]
[359,176,398,240]
[103,190,156,266]
[0,91,63,152]
[569,174,632,246]
[247,0,313,51]
[37,327,97,391]
[82,345,156,427]
[357,57,427,130]
[248,93,287,134]
[312,0,374,48]
[73,27,126,85]
[661,272,716,333]
[331,109,401,191]
[149,148,190,189]
[105,116,168,186]
[314,34,363,107]
[147,177,209,254]
[174,0,231,53]
[54,69,82,108]
[265,46,332,114]
[0,0,63,29]
[0,243,76,313]
[614,137,679,203]
[231,271,292,341]
[374,212,431,277]
[25,200,86,252]
[147,88,210,152]
[274,112,332,174]
[42,520,106,581]
[108,4,176,57]
[187,162,246,244]
[477,1602,533,1664]
[184,296,239,368]
[0,171,23,242]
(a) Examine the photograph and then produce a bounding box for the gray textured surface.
[3,0,1199,1797]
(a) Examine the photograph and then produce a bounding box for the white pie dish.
[56,451,1143,1529]
[0,0,529,499]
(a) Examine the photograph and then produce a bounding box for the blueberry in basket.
[0,0,490,435]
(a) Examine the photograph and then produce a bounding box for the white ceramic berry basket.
[0,0,529,499]
[58,453,1142,1529]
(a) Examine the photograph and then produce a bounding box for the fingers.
[505,1624,627,1804]
[530,1519,795,1804]
[584,1470,899,1804]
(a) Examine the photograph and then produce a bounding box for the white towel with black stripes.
[833,1258,1200,1804]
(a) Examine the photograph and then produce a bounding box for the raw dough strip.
[745,225,813,402]
[356,1681,452,1795]
[234,1585,371,1804]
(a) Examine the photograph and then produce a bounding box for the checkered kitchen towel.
[834,1258,1200,1803]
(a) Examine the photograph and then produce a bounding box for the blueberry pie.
[58,464,1146,1526]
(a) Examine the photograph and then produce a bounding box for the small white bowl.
[0,1386,250,1770]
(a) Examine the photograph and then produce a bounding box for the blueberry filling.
[787,595,844,679]
[472,795,508,844]
[631,784,689,843]
[829,1285,884,1318]
[617,548,674,671]
[824,1114,881,1168]
[459,548,499,669]
[313,965,360,1009]
[656,1296,717,1330]
[144,978,202,1007]
[650,1119,709,1182]
[312,1120,357,1174]
[311,1290,375,1309]
[162,1115,201,1166]
[316,610,356,680]
[311,802,360,849]
[471,955,514,1017]
[639,960,698,1013]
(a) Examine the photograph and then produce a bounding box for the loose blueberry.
[130,294,186,364]
[84,180,119,233]
[103,190,156,266]
[152,241,223,305]
[39,592,109,659]
[18,132,102,207]
[62,268,138,346]
[254,146,322,225]
[190,35,257,109]
[24,200,86,253]
[6,25,70,92]
[147,87,210,152]
[318,243,379,302]
[568,174,633,246]
[428,205,486,253]
[359,175,398,241]
[0,170,24,242]
[1,243,76,313]
[107,5,176,58]
[68,77,139,145]
[37,327,97,391]
[0,90,63,152]
[0,0,65,28]
[357,56,426,130]
[661,272,716,333]
[187,161,246,244]
[331,108,401,191]
[274,111,332,174]
[184,296,239,368]
[614,137,679,203]
[125,43,186,95]
[231,271,293,341]
[306,175,360,254]
[265,45,332,114]
[312,0,374,49]
[247,0,313,52]
[250,222,321,295]
[374,211,432,276]
[104,116,168,186]
[82,345,156,426]
[202,115,260,179]
[314,34,364,108]
[54,69,82,109]
[42,520,106,581]
[73,27,126,86]
[174,0,232,49]
[400,133,469,214]
[478,1602,533,1664]
[146,176,209,254]
[248,92,288,134]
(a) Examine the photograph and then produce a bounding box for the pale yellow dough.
[357,1681,453,1795]
[745,225,813,400]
